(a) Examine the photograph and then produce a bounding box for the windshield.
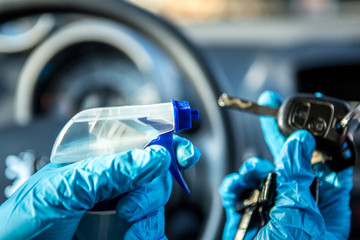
[128,0,360,25]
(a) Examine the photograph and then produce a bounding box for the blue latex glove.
[0,135,200,240]
[219,91,353,239]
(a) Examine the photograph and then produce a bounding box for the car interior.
[0,0,360,239]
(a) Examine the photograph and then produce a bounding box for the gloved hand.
[0,135,200,240]
[258,91,353,239]
[219,91,353,239]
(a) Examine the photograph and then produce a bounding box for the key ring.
[340,104,360,134]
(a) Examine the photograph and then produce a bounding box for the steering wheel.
[0,1,232,239]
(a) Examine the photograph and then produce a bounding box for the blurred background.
[0,0,360,239]
[129,0,360,22]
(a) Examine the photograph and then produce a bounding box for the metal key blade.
[218,93,278,117]
[234,206,257,240]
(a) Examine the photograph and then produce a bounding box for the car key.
[218,93,356,172]
[234,172,277,240]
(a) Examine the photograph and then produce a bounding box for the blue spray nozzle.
[191,109,200,120]
[172,99,199,133]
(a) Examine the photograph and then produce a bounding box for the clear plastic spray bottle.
[50,100,199,239]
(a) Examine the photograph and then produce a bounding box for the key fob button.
[307,117,327,135]
[293,115,306,127]
[291,103,310,128]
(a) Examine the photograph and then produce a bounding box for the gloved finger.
[314,163,353,207]
[276,130,315,185]
[314,142,352,203]
[255,131,324,239]
[258,91,286,161]
[219,157,275,209]
[313,163,352,239]
[219,158,274,240]
[173,135,201,170]
[124,207,166,240]
[56,145,171,210]
[314,92,324,98]
[116,173,172,222]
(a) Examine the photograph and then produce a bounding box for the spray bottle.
[50,100,199,239]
